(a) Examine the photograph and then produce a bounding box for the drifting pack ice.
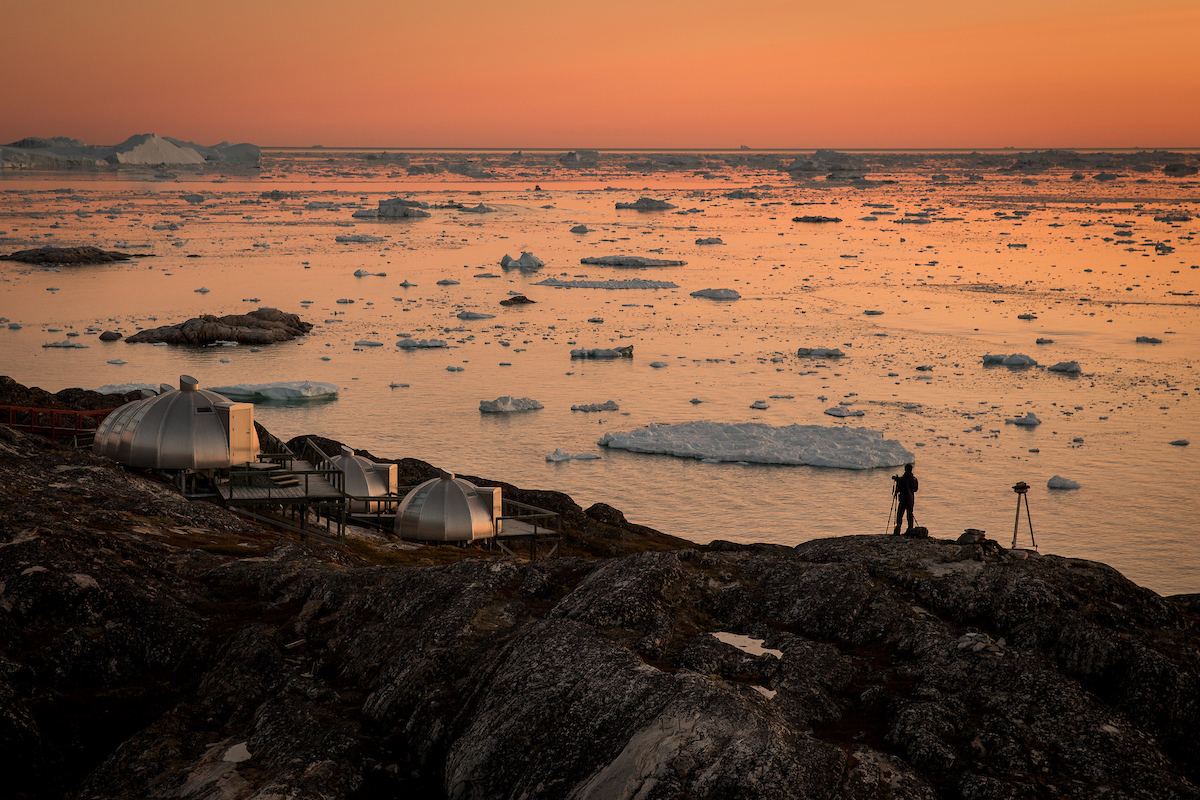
[206,381,339,402]
[598,421,913,469]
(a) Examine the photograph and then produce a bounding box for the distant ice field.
[1,150,1197,594]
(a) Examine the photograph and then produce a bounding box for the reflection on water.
[1,150,1197,594]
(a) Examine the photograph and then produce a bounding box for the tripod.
[1011,481,1037,550]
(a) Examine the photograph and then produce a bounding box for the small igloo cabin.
[93,375,259,470]
[394,472,502,542]
[321,445,398,513]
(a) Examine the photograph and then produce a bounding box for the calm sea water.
[2,152,1197,594]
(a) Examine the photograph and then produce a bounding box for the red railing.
[0,406,116,442]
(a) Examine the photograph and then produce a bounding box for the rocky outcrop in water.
[0,246,144,265]
[125,308,312,346]
[0,423,1197,799]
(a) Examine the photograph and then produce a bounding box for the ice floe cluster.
[598,421,913,469]
[537,278,679,289]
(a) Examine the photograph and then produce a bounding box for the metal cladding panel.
[93,396,153,458]
[324,453,390,513]
[395,476,495,542]
[95,378,236,470]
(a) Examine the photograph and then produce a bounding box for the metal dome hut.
[320,445,398,513]
[93,375,259,471]
[394,471,501,543]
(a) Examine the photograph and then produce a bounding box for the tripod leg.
[1013,494,1021,549]
[885,493,897,534]
[1024,493,1036,549]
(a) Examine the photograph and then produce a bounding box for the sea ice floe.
[649,361,668,368]
[396,338,447,349]
[572,400,619,412]
[615,197,676,211]
[480,396,543,413]
[797,347,844,358]
[537,278,679,289]
[194,287,210,293]
[1169,439,1189,446]
[446,366,465,372]
[436,279,460,285]
[580,255,687,267]
[500,252,544,270]
[1048,475,1081,490]
[588,317,604,323]
[695,237,724,245]
[95,382,161,395]
[863,310,883,316]
[354,340,384,347]
[571,346,633,359]
[1007,412,1042,426]
[691,288,741,300]
[598,421,913,469]
[42,340,88,348]
[1036,337,1054,344]
[546,448,601,462]
[570,224,589,233]
[984,354,1038,366]
[1047,361,1081,373]
[1135,336,1163,344]
[106,359,126,365]
[824,406,864,417]
[208,381,339,402]
[457,311,495,320]
[338,234,384,244]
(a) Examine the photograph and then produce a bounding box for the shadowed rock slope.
[0,425,1197,800]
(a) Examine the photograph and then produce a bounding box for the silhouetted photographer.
[892,463,918,535]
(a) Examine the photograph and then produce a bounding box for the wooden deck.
[217,459,344,505]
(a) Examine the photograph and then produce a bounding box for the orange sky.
[4,0,1198,149]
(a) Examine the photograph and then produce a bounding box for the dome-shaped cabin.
[321,445,398,513]
[394,472,501,542]
[93,375,259,470]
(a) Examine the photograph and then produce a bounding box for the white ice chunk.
[480,396,543,413]
[500,252,544,270]
[338,234,384,244]
[546,448,572,462]
[537,278,679,289]
[1007,412,1042,426]
[1048,475,1080,489]
[797,347,844,358]
[1002,354,1038,366]
[599,421,914,469]
[355,340,384,347]
[397,338,448,349]
[690,288,741,300]
[1047,361,1081,373]
[572,400,619,412]
[457,311,496,320]
[207,381,339,402]
[824,406,864,417]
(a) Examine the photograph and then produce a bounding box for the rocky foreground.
[0,425,1198,800]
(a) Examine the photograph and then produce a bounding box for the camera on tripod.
[1012,481,1029,494]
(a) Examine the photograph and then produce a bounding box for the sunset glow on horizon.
[4,0,1198,150]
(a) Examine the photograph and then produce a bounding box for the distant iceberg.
[598,421,913,469]
[207,381,339,402]
[480,396,543,413]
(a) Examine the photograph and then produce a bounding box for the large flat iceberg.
[207,381,339,402]
[598,421,913,469]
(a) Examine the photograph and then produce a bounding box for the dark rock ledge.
[0,423,1197,800]
[125,307,312,346]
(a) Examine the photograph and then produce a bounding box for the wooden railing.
[0,405,115,444]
